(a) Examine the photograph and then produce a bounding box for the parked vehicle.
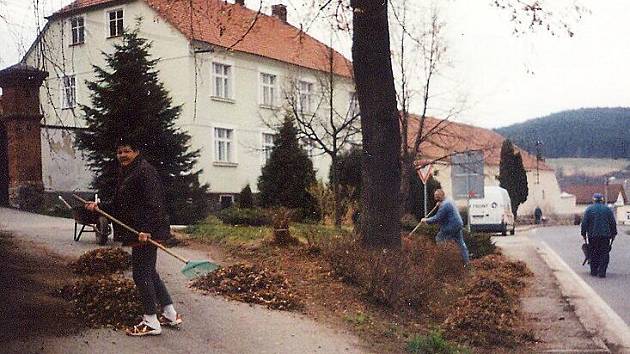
[468,186,515,235]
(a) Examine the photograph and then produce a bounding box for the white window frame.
[211,62,233,100]
[298,79,315,113]
[213,126,237,165]
[261,132,275,165]
[60,74,77,109]
[219,194,235,209]
[70,16,85,45]
[259,72,277,108]
[106,8,124,38]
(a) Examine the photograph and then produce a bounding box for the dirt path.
[0,208,367,354]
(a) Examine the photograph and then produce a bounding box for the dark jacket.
[581,202,617,240]
[101,156,170,246]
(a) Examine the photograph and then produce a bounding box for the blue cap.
[593,193,604,201]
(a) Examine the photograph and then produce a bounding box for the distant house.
[20,0,355,208]
[406,115,574,217]
[564,184,630,224]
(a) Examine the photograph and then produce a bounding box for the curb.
[536,240,630,351]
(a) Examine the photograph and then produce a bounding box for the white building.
[23,0,356,208]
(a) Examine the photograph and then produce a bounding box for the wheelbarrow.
[59,196,111,245]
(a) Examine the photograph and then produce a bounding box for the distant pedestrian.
[421,189,470,264]
[85,138,182,336]
[534,206,542,224]
[580,193,617,278]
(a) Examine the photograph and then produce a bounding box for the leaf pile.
[70,247,131,276]
[191,263,302,311]
[442,254,534,347]
[59,275,143,329]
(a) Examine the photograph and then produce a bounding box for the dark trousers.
[588,237,611,276]
[132,245,173,315]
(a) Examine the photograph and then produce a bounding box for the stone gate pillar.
[0,63,48,210]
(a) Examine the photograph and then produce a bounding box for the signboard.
[417,163,433,184]
[451,150,484,200]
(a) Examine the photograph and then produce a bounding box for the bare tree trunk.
[352,0,401,248]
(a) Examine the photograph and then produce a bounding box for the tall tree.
[352,0,402,248]
[76,28,208,224]
[258,115,318,218]
[498,139,529,220]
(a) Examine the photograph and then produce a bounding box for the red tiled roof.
[406,114,553,171]
[564,184,627,204]
[49,0,353,78]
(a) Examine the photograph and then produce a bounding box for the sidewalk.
[494,235,610,353]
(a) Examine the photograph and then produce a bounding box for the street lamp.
[605,176,616,204]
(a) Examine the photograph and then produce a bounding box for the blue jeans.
[436,228,470,264]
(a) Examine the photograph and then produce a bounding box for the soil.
[0,232,82,342]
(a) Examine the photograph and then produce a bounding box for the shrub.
[217,207,271,226]
[463,231,496,259]
[407,330,470,354]
[401,214,419,232]
[323,235,465,310]
[239,184,254,209]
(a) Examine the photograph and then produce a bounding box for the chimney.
[271,4,287,23]
[235,0,244,5]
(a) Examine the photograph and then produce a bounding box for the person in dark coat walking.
[581,193,617,278]
[86,139,182,336]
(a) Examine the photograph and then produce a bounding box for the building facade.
[22,0,356,208]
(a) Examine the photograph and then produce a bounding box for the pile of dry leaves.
[70,247,131,275]
[442,254,534,347]
[58,248,142,329]
[191,263,302,311]
[59,275,143,329]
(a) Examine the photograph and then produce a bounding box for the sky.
[1,0,629,129]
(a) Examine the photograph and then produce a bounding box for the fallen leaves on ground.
[58,274,143,329]
[442,254,534,347]
[70,247,131,275]
[190,263,302,311]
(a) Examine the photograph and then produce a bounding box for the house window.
[212,63,232,99]
[348,91,360,118]
[298,80,314,113]
[262,133,275,164]
[61,75,76,109]
[214,128,234,162]
[107,9,124,37]
[70,17,85,45]
[260,73,277,107]
[219,195,234,209]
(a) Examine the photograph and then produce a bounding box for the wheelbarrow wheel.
[96,217,111,245]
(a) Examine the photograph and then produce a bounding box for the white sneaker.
[159,313,183,327]
[126,320,162,336]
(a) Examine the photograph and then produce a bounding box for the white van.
[468,186,515,235]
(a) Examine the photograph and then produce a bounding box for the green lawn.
[186,216,353,247]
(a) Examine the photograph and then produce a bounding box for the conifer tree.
[498,139,529,220]
[76,28,208,224]
[239,184,254,209]
[258,115,318,219]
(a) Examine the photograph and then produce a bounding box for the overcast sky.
[1,0,628,129]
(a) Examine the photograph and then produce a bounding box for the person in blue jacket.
[581,193,617,278]
[421,189,470,264]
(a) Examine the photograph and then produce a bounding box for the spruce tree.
[239,184,254,209]
[76,28,208,224]
[257,115,318,219]
[498,139,529,220]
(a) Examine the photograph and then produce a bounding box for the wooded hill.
[495,107,630,159]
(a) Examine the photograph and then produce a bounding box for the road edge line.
[537,240,630,350]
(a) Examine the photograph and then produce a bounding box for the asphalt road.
[526,224,630,325]
[0,208,366,354]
